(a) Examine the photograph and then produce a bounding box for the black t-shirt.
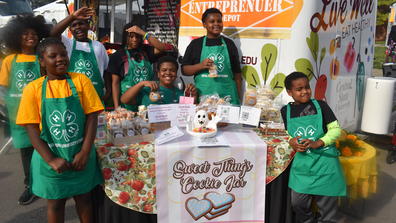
[181,36,241,74]
[280,100,337,133]
[107,45,156,79]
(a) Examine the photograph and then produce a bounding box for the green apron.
[68,40,104,98]
[195,36,240,105]
[30,75,103,199]
[140,85,183,107]
[287,99,346,196]
[120,49,154,111]
[5,55,40,149]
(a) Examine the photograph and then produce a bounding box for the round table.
[339,141,377,199]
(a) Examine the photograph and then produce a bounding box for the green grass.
[374,41,386,69]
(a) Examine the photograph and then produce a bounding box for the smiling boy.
[280,72,346,223]
[182,8,241,105]
[50,7,109,99]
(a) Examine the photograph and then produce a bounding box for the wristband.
[143,32,148,40]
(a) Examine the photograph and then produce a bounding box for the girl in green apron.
[16,38,103,223]
[281,72,346,223]
[182,8,242,105]
[50,7,109,100]
[0,15,49,205]
[110,23,175,110]
[120,55,197,108]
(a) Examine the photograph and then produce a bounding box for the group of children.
[0,6,346,223]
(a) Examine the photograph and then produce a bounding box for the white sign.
[239,106,262,127]
[155,126,185,145]
[216,105,240,124]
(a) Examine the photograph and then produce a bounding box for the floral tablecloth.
[97,142,157,214]
[95,129,295,214]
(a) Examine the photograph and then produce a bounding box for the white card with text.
[216,105,240,124]
[155,126,185,145]
[239,106,261,127]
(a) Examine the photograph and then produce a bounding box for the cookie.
[149,92,161,102]
[204,209,229,220]
[185,197,213,221]
[209,204,232,215]
[204,192,235,209]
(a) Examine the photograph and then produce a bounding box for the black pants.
[291,190,339,223]
[20,147,34,187]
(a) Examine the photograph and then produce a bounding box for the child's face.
[70,19,89,41]
[158,62,177,87]
[20,28,38,49]
[40,44,69,77]
[127,32,143,49]
[286,77,311,104]
[203,13,223,37]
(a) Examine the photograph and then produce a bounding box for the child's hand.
[299,139,324,149]
[185,84,197,97]
[48,157,71,174]
[289,136,309,152]
[72,151,90,171]
[72,7,94,20]
[201,58,214,70]
[140,81,159,92]
[125,26,146,36]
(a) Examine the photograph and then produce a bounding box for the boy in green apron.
[16,38,103,223]
[280,72,346,223]
[0,15,50,205]
[50,7,109,101]
[110,22,175,111]
[182,8,242,105]
[121,55,197,108]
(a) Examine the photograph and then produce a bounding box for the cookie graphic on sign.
[204,192,235,220]
[185,197,212,221]
[185,192,236,221]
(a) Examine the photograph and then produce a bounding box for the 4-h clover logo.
[293,125,317,139]
[208,53,225,72]
[49,110,79,142]
[133,66,149,83]
[74,59,94,78]
[15,70,37,92]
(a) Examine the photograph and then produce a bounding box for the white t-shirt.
[61,35,109,79]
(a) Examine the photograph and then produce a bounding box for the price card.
[175,104,196,127]
[155,126,185,145]
[239,106,261,127]
[148,104,177,123]
[216,105,240,124]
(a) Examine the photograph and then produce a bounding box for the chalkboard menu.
[144,0,180,45]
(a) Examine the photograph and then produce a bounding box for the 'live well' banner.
[155,130,267,223]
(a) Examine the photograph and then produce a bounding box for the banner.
[155,130,267,222]
[179,0,303,39]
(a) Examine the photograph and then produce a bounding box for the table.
[93,127,296,223]
[339,141,377,199]
[93,128,376,223]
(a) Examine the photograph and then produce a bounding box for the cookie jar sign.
[155,130,267,223]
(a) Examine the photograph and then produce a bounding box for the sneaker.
[18,188,36,205]
[386,150,396,164]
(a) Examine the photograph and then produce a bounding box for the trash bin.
[383,63,396,77]
[361,77,396,134]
